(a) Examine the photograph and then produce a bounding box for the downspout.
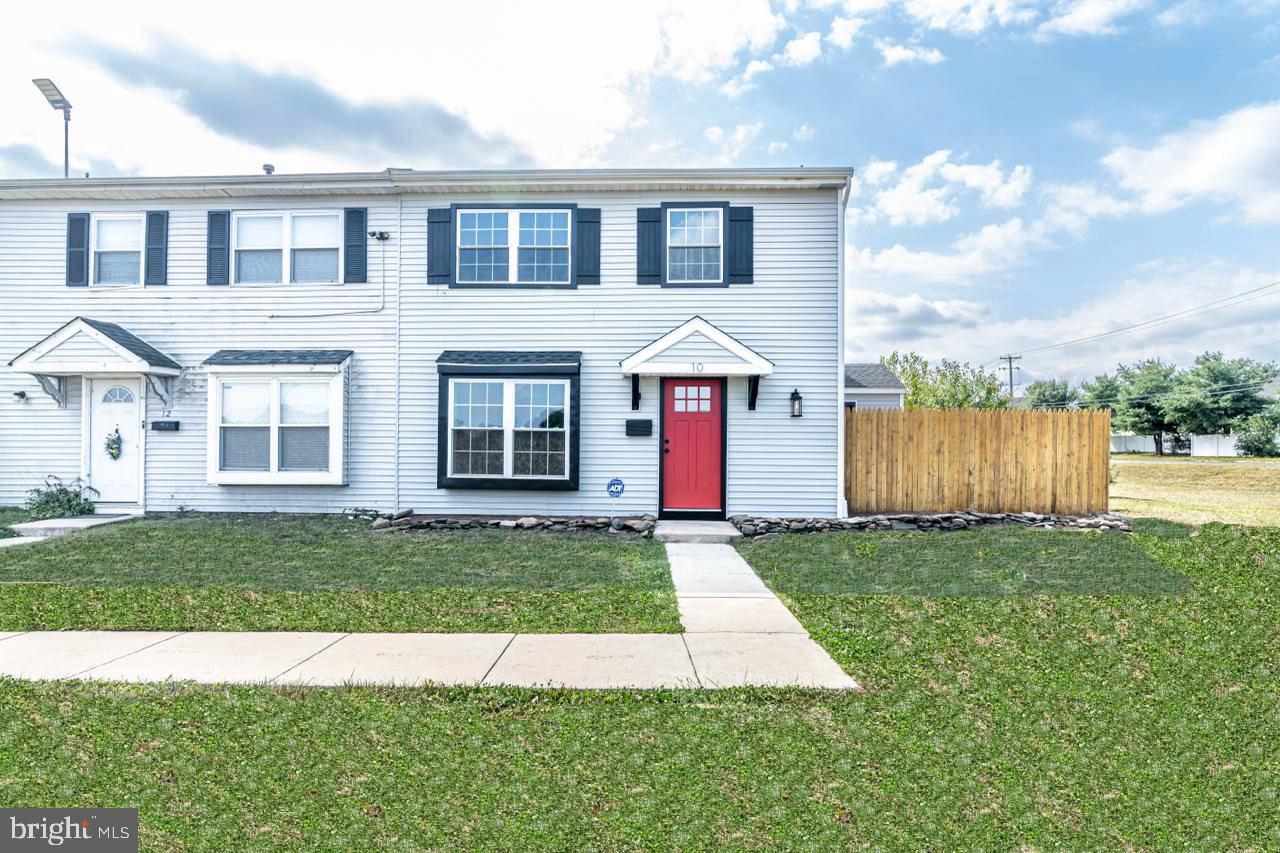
[393,193,402,512]
[836,177,851,518]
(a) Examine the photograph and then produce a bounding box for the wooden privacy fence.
[845,408,1111,515]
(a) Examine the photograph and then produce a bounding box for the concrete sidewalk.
[0,523,858,690]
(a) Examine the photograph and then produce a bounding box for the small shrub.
[25,475,98,520]
[1234,414,1280,458]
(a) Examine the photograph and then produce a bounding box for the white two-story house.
[0,167,852,520]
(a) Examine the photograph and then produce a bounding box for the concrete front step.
[8,514,139,539]
[654,520,742,544]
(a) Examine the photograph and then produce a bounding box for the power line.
[1038,377,1277,409]
[997,354,1021,397]
[1007,278,1280,360]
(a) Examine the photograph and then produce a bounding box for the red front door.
[662,379,723,512]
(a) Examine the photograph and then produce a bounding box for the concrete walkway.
[2,513,139,549]
[0,522,858,690]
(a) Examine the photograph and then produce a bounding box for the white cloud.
[847,263,1280,378]
[850,217,1050,282]
[1101,101,1280,223]
[899,0,1041,34]
[768,140,791,155]
[794,123,817,142]
[1036,0,1150,38]
[1156,0,1210,26]
[711,122,764,164]
[719,58,774,98]
[777,31,824,65]
[703,126,726,144]
[826,16,867,48]
[853,150,1033,226]
[876,39,947,66]
[0,0,788,174]
[1040,181,1137,235]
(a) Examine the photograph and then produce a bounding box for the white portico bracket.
[33,375,66,408]
[146,374,173,407]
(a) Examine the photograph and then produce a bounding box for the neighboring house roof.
[203,349,354,366]
[76,318,183,370]
[844,363,904,390]
[437,351,583,367]
[0,167,854,202]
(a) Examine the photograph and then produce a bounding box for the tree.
[1078,373,1123,411]
[881,352,1009,410]
[1162,352,1279,436]
[1112,359,1179,455]
[1022,379,1077,409]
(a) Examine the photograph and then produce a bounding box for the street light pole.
[32,79,73,179]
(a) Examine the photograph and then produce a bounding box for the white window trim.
[446,377,571,480]
[205,365,346,485]
[455,208,573,285]
[89,212,146,288]
[666,207,724,285]
[230,210,344,286]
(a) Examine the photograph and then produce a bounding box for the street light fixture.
[32,78,72,178]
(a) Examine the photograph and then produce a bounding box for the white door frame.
[80,375,146,510]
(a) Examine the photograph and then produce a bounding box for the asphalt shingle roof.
[203,349,354,366]
[78,318,182,370]
[844,363,904,390]
[437,351,582,366]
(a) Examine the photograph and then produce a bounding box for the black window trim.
[449,202,580,290]
[659,201,730,288]
[437,360,581,490]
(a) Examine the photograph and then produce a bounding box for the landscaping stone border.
[730,511,1133,537]
[361,510,657,537]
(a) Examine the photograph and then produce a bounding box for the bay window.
[457,208,571,284]
[206,366,346,485]
[232,210,342,284]
[448,378,569,480]
[91,214,145,285]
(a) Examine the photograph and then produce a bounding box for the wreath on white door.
[105,428,123,460]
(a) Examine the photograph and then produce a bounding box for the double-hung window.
[457,209,571,284]
[208,369,346,485]
[91,214,145,286]
[666,208,722,284]
[447,378,570,480]
[232,211,342,284]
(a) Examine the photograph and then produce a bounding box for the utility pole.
[998,355,1022,399]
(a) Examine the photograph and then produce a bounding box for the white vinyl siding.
[0,185,840,517]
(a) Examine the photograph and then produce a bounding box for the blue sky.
[3,0,1278,389]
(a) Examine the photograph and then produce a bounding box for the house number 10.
[691,363,704,372]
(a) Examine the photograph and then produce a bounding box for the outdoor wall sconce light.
[12,390,26,403]
[790,389,803,418]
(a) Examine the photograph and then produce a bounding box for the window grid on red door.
[672,384,712,413]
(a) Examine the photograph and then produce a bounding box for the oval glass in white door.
[88,378,142,504]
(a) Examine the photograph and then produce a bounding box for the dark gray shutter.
[636,207,661,285]
[66,213,90,286]
[144,211,169,285]
[574,207,601,285]
[427,208,454,285]
[727,206,753,284]
[343,207,367,283]
[207,210,230,285]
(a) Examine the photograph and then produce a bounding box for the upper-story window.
[91,214,145,286]
[457,209,571,284]
[232,211,342,284]
[666,208,722,284]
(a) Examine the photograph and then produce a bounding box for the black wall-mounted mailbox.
[150,420,180,432]
[625,419,653,437]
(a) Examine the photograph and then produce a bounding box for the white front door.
[87,377,143,505]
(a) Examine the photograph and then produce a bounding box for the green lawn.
[0,514,678,633]
[0,506,30,539]
[735,523,1190,596]
[1111,459,1280,526]
[1,522,1276,848]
